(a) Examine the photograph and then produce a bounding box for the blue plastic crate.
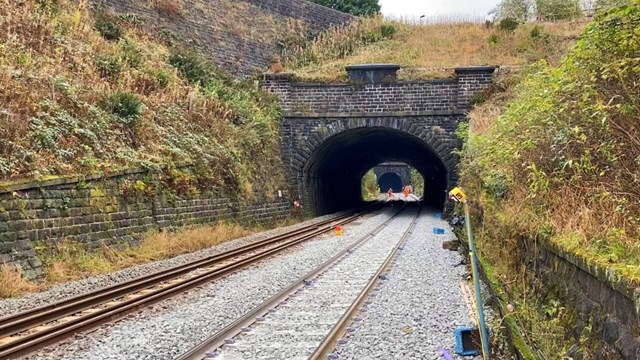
[454,326,480,356]
[432,227,445,235]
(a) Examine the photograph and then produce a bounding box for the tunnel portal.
[378,173,403,193]
[304,127,449,214]
[262,64,497,215]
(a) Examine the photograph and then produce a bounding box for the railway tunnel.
[304,127,448,215]
[377,172,403,193]
[263,64,497,216]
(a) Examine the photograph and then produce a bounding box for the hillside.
[284,18,587,80]
[459,3,640,357]
[0,0,285,193]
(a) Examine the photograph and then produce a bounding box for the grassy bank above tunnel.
[458,3,640,357]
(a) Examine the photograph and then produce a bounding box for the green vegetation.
[361,169,379,200]
[459,2,640,357]
[0,0,285,196]
[308,0,381,16]
[410,168,424,197]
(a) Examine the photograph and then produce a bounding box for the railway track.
[0,205,382,359]
[177,203,419,360]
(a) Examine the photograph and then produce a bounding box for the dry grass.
[290,19,587,81]
[0,222,258,297]
[0,265,38,298]
[0,0,285,192]
[156,0,182,17]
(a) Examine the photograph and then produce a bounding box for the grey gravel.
[336,210,476,360]
[0,212,346,318]
[215,207,419,360]
[25,208,396,360]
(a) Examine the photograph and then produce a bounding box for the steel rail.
[308,204,421,360]
[0,204,382,359]
[0,209,360,338]
[175,203,413,360]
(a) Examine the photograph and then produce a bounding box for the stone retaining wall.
[91,0,352,75]
[0,166,292,279]
[532,242,640,358]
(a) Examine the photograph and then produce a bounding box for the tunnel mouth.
[378,172,403,193]
[303,126,449,215]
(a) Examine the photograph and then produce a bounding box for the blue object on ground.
[438,348,454,360]
[435,212,442,219]
[454,326,481,356]
[432,227,445,234]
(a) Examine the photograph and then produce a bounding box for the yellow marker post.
[449,187,490,359]
[335,225,343,236]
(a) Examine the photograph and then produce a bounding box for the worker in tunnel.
[387,188,393,199]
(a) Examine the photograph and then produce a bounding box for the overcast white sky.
[380,0,501,19]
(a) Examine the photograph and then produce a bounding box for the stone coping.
[454,66,499,74]
[345,64,401,71]
[282,110,467,118]
[0,162,195,194]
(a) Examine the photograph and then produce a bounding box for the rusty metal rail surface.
[309,204,421,360]
[176,203,417,360]
[0,204,383,359]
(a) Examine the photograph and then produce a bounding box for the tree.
[594,0,633,9]
[497,0,533,21]
[309,0,381,16]
[535,0,582,20]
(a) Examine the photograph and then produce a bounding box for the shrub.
[102,92,144,123]
[95,55,122,79]
[168,50,225,86]
[498,18,519,31]
[530,25,543,38]
[156,0,182,17]
[94,15,122,41]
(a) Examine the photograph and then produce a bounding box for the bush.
[94,15,122,41]
[102,92,144,123]
[168,50,226,86]
[530,25,543,38]
[380,23,397,38]
[95,55,122,79]
[498,18,519,31]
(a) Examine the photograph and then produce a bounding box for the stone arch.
[293,117,460,215]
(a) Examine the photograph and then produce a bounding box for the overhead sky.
[380,0,501,20]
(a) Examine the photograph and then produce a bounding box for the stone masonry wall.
[91,0,352,75]
[527,242,640,357]
[262,67,497,116]
[0,166,292,279]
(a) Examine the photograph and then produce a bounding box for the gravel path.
[335,209,476,360]
[0,212,348,317]
[25,207,396,360]
[215,206,418,360]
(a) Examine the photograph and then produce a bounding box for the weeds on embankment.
[0,219,301,298]
[0,0,285,195]
[284,16,586,81]
[458,3,640,357]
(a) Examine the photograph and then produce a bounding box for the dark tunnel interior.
[304,127,449,215]
[378,172,403,193]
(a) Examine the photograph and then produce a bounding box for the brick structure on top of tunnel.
[262,64,497,215]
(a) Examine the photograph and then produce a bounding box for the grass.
[286,18,587,81]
